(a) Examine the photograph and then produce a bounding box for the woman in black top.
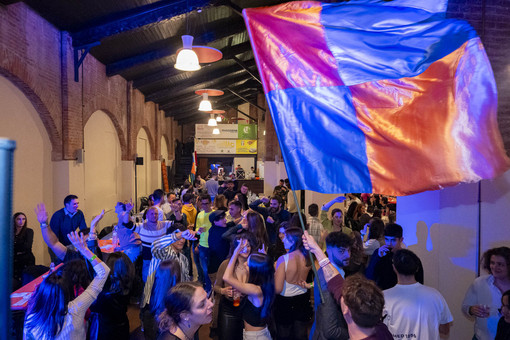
[158,281,214,340]
[89,252,135,340]
[13,212,35,288]
[215,232,257,340]
[224,240,275,340]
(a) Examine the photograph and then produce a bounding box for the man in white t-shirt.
[383,249,453,340]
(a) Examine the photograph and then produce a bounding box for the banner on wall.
[238,124,257,139]
[195,139,236,154]
[236,140,257,154]
[195,139,258,154]
[195,124,257,139]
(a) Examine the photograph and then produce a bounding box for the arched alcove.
[84,110,122,227]
[0,74,54,265]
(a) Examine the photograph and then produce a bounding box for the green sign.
[238,124,257,139]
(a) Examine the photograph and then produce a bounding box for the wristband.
[40,223,48,229]
[319,258,330,268]
[309,282,314,288]
[88,254,97,263]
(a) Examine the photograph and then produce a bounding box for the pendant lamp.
[212,128,220,135]
[208,116,217,127]
[216,115,222,122]
[175,35,200,71]
[198,93,212,111]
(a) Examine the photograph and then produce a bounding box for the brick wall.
[0,2,176,162]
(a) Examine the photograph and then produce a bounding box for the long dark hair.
[13,212,28,237]
[346,202,358,219]
[105,252,135,295]
[284,227,310,264]
[158,281,202,332]
[150,259,181,316]
[248,253,275,319]
[367,218,384,240]
[25,268,71,339]
[246,210,269,251]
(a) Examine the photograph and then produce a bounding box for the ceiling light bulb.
[208,117,217,127]
[198,93,212,111]
[216,115,222,122]
[212,128,220,135]
[175,35,200,71]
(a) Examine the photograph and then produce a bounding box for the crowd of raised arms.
[12,175,510,340]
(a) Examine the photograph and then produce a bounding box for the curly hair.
[342,274,384,328]
[482,247,510,277]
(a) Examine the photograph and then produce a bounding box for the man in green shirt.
[196,194,213,292]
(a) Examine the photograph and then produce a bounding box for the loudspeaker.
[135,157,144,165]
[76,149,85,163]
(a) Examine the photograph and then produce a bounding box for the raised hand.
[34,203,48,224]
[302,231,321,256]
[125,199,134,212]
[361,223,369,235]
[378,245,391,257]
[234,239,248,256]
[91,209,105,228]
[67,231,88,253]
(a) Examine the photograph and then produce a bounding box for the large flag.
[243,0,510,196]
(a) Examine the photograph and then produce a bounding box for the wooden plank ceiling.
[13,0,291,124]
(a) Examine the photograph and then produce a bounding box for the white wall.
[136,128,152,210]
[398,170,510,339]
[83,110,122,228]
[0,75,54,265]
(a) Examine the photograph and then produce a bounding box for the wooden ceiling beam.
[145,62,255,103]
[71,0,214,48]
[105,17,246,76]
[133,41,253,89]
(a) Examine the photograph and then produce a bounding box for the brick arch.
[139,126,156,161]
[83,108,128,160]
[0,67,62,160]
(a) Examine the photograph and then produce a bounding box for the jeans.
[193,241,204,282]
[243,327,272,340]
[198,245,211,292]
[142,259,150,282]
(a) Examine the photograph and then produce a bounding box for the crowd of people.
[11,177,510,340]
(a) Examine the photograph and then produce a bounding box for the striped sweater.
[124,220,174,260]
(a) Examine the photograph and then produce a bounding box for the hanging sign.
[235,140,257,154]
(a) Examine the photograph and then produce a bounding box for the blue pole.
[0,139,16,338]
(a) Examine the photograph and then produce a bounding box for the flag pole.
[290,188,324,303]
